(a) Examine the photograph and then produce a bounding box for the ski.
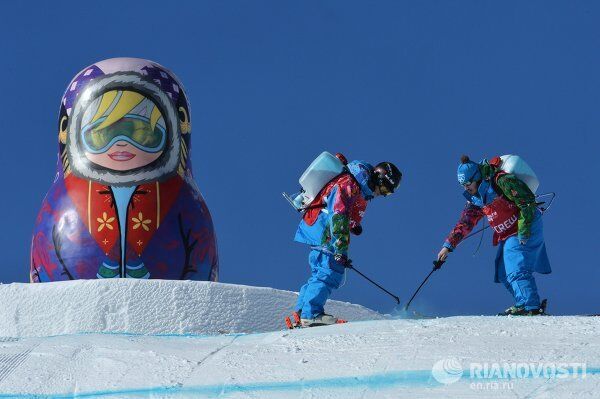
[290,320,348,329]
[401,300,548,319]
[284,312,347,329]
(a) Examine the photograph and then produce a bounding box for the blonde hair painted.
[91,90,163,132]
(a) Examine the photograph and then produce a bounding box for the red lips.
[108,151,136,161]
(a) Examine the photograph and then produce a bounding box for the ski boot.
[525,299,548,316]
[300,313,347,328]
[498,305,525,316]
[498,299,547,316]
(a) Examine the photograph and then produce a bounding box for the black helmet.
[373,162,402,195]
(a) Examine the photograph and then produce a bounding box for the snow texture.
[0,279,384,337]
[0,280,598,398]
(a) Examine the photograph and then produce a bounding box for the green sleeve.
[330,213,350,255]
[495,174,536,239]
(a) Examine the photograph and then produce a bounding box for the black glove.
[334,253,352,267]
[351,225,363,236]
[433,260,445,270]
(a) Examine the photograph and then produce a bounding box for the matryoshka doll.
[30,58,218,282]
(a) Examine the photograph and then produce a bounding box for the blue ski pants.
[494,212,551,310]
[296,248,345,319]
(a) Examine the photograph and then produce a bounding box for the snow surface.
[0,280,384,337]
[0,280,598,398]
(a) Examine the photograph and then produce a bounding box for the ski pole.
[402,260,444,311]
[402,193,557,311]
[311,247,400,304]
[346,263,401,304]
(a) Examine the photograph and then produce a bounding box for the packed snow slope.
[0,280,598,398]
[0,280,383,337]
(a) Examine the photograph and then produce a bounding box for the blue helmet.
[457,155,481,185]
[346,160,375,199]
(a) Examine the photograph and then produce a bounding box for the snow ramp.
[0,279,384,337]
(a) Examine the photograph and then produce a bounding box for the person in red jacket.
[293,156,402,327]
[437,155,551,315]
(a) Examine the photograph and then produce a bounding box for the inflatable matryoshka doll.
[30,58,218,282]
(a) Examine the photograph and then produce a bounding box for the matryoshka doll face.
[80,90,167,172]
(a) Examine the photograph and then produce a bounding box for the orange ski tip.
[285,317,294,329]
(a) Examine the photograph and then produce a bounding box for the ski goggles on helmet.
[373,165,400,196]
[81,115,167,154]
[373,174,395,196]
[378,183,393,196]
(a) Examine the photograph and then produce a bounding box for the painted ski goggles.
[81,115,167,154]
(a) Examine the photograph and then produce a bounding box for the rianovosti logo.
[431,358,587,387]
[432,358,464,384]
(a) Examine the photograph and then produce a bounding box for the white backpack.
[283,151,346,211]
[498,155,539,194]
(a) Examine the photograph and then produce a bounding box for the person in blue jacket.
[437,155,551,315]
[293,154,401,327]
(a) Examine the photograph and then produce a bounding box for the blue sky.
[0,1,598,315]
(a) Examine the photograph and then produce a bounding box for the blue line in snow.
[2,368,600,398]
[3,319,392,342]
[0,370,435,398]
[6,330,248,340]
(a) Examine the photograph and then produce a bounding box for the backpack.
[490,155,539,194]
[283,152,348,212]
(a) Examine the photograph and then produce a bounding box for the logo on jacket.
[492,214,518,234]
